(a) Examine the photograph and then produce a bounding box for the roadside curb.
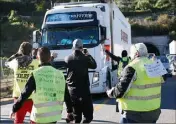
[0,98,13,105]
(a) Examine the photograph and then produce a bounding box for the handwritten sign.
[144,60,167,78]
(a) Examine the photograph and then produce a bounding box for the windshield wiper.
[63,37,72,48]
[89,38,97,44]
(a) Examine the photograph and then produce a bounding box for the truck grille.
[53,61,67,70]
[53,61,67,79]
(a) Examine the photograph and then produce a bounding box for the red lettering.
[121,30,128,43]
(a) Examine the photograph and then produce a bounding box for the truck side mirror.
[100,26,106,42]
[33,30,41,43]
[33,42,39,49]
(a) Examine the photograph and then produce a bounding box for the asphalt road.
[1,77,176,123]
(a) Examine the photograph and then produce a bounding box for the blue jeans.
[120,117,157,123]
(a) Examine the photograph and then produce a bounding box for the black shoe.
[66,113,74,123]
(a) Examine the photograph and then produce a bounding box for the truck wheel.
[107,71,112,89]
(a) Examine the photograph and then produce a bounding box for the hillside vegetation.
[0,0,176,57]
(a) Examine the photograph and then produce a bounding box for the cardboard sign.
[144,60,167,78]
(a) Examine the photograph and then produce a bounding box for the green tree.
[135,0,152,11]
[155,0,171,10]
[116,0,135,12]
[8,10,21,23]
[169,0,176,14]
[35,0,50,11]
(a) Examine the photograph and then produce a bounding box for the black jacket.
[105,50,121,63]
[65,50,97,97]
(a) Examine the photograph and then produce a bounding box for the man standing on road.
[107,43,164,123]
[6,42,39,124]
[10,47,66,123]
[65,39,97,123]
[105,49,130,112]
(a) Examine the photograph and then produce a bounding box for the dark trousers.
[64,84,73,113]
[71,95,93,123]
[30,121,56,124]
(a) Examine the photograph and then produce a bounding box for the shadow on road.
[93,119,117,123]
[92,93,116,105]
[0,115,13,124]
[0,115,30,123]
[0,120,13,124]
[161,77,176,110]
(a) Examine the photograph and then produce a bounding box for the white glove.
[9,110,15,120]
[106,87,115,98]
[51,52,58,58]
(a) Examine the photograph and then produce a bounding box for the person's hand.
[83,48,90,56]
[9,111,15,119]
[106,88,114,98]
[51,52,58,58]
[84,52,90,56]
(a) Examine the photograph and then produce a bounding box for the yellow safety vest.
[118,57,130,76]
[13,59,39,98]
[31,66,65,123]
[118,57,163,112]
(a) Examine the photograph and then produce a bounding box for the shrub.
[131,23,170,37]
[157,14,171,27]
[1,10,39,57]
[169,31,176,43]
[144,16,154,21]
[130,14,176,37]
[0,1,35,16]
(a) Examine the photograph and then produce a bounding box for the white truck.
[168,40,176,74]
[33,0,131,94]
[169,40,176,55]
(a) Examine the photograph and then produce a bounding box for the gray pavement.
[1,77,176,123]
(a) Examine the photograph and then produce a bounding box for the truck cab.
[33,0,131,93]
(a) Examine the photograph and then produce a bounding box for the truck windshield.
[41,26,99,49]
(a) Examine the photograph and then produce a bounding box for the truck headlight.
[92,72,99,83]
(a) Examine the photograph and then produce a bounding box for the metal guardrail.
[0,58,14,77]
[0,57,14,98]
[0,57,13,79]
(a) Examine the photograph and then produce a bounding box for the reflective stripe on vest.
[118,57,162,111]
[31,66,65,123]
[35,111,62,118]
[35,101,63,108]
[131,83,161,89]
[124,93,161,100]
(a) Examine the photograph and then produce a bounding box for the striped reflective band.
[34,101,63,108]
[131,83,161,89]
[124,93,161,100]
[35,111,62,118]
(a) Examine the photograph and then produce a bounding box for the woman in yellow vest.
[6,42,39,124]
[106,43,164,123]
[10,47,66,123]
